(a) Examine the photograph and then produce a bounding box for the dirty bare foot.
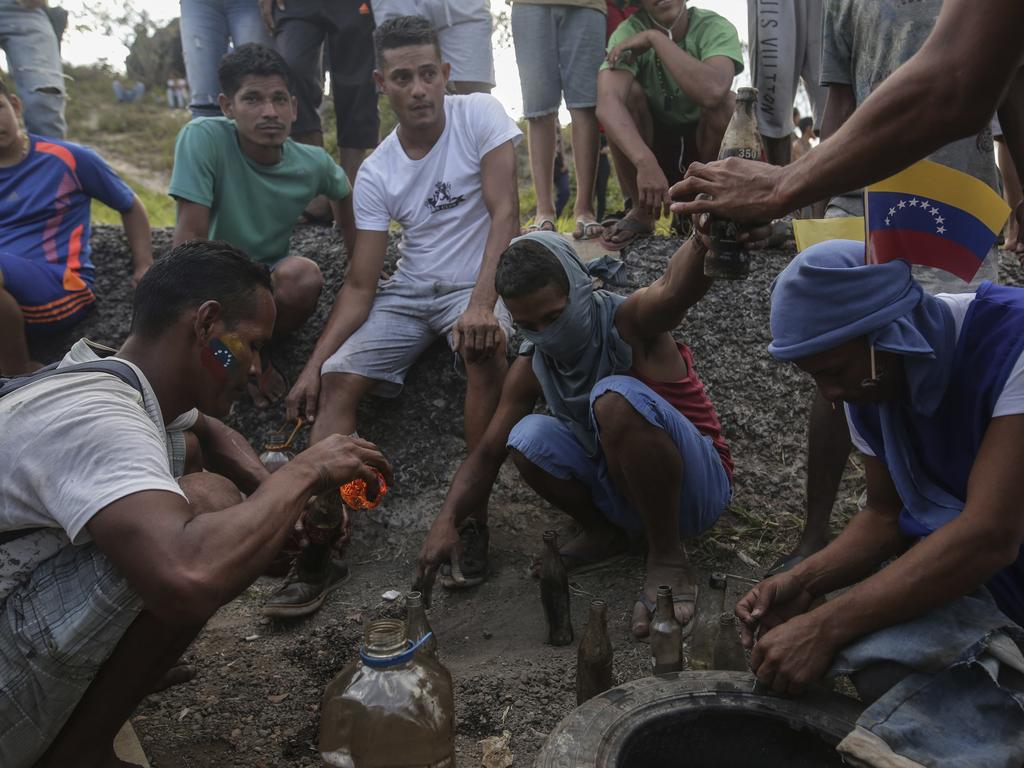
[631,555,697,638]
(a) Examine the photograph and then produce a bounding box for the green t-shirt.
[168,117,351,265]
[602,7,743,132]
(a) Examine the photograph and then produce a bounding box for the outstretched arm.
[671,0,1024,221]
[416,356,541,591]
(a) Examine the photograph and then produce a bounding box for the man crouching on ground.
[416,230,733,637]
[0,241,390,768]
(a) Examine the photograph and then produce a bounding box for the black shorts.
[274,0,380,148]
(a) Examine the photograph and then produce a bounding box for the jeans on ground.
[0,0,66,138]
[179,0,272,118]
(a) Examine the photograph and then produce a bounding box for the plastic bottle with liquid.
[539,530,574,646]
[319,619,455,767]
[649,585,683,674]
[576,598,614,704]
[406,591,438,658]
[704,86,765,280]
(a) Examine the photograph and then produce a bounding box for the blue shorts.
[507,375,732,535]
[0,253,94,334]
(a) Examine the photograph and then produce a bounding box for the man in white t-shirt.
[0,241,391,768]
[732,242,1024,762]
[275,15,520,618]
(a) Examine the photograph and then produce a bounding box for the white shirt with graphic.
[354,93,521,285]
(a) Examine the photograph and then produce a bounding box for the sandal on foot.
[529,541,629,579]
[599,216,653,252]
[248,359,289,408]
[440,519,489,589]
[632,586,699,640]
[525,217,557,234]
[573,218,604,240]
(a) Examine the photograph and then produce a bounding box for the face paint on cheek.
[201,336,243,383]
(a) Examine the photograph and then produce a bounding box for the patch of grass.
[90,176,176,228]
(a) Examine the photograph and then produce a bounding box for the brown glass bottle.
[704,86,764,280]
[406,590,438,657]
[576,599,614,704]
[712,612,749,672]
[319,619,455,767]
[540,530,573,646]
[649,585,683,674]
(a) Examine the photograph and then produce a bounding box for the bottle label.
[719,147,760,161]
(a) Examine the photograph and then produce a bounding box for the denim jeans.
[0,0,66,138]
[178,0,272,118]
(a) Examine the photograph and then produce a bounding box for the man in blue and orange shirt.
[0,76,153,374]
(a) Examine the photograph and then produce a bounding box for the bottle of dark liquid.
[539,530,573,646]
[406,590,438,658]
[319,619,456,767]
[649,585,683,674]
[576,598,614,704]
[704,86,764,280]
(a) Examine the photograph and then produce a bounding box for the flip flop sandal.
[439,549,487,589]
[529,546,629,579]
[573,218,605,240]
[525,217,557,234]
[634,586,699,641]
[599,216,654,252]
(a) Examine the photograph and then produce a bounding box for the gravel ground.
[33,226,1024,767]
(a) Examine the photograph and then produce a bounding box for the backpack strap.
[0,359,144,400]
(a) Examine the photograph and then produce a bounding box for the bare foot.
[631,556,697,638]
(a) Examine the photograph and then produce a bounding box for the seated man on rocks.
[596,0,742,250]
[170,43,356,405]
[0,241,390,768]
[738,242,1024,765]
[0,76,152,375]
[271,16,520,619]
[416,229,733,638]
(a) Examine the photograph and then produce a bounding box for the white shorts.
[320,279,513,397]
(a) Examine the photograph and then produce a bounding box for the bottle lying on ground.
[576,598,614,704]
[704,86,765,280]
[320,618,455,767]
[540,530,574,646]
[650,585,683,674]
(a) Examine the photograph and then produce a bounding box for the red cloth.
[606,0,638,40]
[630,342,734,483]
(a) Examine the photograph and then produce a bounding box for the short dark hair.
[798,116,814,132]
[494,240,570,300]
[218,43,293,98]
[373,16,442,69]
[131,240,273,338]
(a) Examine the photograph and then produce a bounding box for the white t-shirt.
[354,93,521,284]
[0,355,186,600]
[848,293,1024,455]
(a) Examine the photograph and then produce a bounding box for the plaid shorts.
[0,541,141,768]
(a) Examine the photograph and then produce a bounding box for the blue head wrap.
[768,240,955,416]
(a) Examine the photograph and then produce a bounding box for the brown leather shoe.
[261,558,349,619]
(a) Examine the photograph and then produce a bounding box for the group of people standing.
[1,0,1024,766]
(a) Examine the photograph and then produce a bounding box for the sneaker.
[440,518,490,589]
[261,558,349,619]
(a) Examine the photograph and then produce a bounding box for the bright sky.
[53,0,751,120]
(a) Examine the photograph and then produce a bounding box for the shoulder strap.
[0,359,144,400]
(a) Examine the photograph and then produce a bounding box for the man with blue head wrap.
[737,240,1024,765]
[416,230,734,637]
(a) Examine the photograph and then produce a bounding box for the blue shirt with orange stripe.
[0,135,134,296]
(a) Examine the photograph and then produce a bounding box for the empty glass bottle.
[320,619,455,767]
[406,591,438,658]
[704,86,764,280]
[576,599,614,704]
[259,418,304,473]
[539,530,573,646]
[650,585,683,674]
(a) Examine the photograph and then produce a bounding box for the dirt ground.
[34,227,1024,767]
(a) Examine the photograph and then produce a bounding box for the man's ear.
[194,300,223,345]
[9,93,23,118]
[218,92,233,118]
[441,62,452,83]
[289,94,298,125]
[372,69,385,91]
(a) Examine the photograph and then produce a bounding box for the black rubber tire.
[535,670,863,768]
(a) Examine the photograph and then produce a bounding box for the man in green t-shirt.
[169,43,356,404]
[596,0,741,250]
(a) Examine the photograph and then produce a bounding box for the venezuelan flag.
[865,159,1009,282]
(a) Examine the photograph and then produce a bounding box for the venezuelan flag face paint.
[201,332,247,383]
